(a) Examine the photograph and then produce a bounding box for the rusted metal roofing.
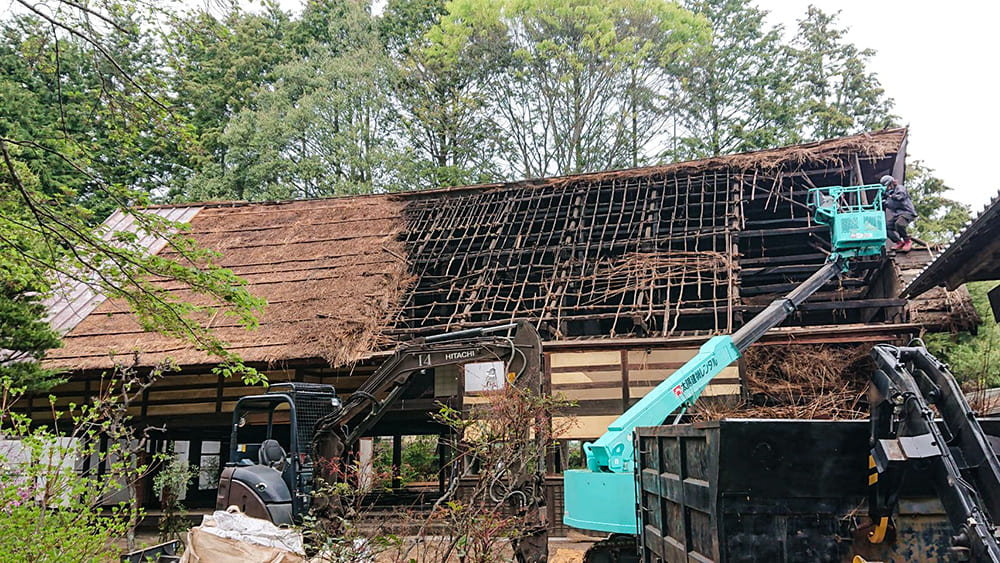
[904,190,1000,297]
[42,206,203,335]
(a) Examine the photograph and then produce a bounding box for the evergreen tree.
[671,0,801,159]
[165,3,294,200]
[905,160,971,244]
[0,283,62,392]
[789,6,896,140]
[194,0,407,198]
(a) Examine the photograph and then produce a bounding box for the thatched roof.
[45,128,921,373]
[44,197,410,371]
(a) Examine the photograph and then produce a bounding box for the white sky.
[759,0,1000,211]
[228,0,999,210]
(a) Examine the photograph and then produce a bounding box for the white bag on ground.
[179,507,305,563]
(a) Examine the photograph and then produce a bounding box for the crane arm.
[565,183,888,539]
[583,258,846,474]
[564,256,851,534]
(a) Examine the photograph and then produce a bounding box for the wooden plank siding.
[28,341,739,438]
[549,346,740,441]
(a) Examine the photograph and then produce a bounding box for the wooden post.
[437,434,446,494]
[391,434,402,489]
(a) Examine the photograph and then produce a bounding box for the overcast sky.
[206,0,998,211]
[759,0,1000,212]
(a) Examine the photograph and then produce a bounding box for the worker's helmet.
[879,175,896,187]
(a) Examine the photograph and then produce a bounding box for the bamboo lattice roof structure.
[45,128,947,373]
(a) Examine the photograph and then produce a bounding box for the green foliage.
[0,363,169,561]
[164,3,293,197]
[905,160,971,244]
[385,0,504,188]
[0,3,268,380]
[788,6,896,140]
[372,435,440,483]
[152,457,195,542]
[0,282,62,392]
[431,0,711,177]
[670,0,801,159]
[925,281,1000,387]
[179,1,414,199]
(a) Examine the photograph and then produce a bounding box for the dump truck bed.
[634,418,1000,563]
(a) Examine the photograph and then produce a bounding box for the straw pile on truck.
[694,344,874,420]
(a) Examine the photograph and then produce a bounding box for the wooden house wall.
[547,347,739,440]
[29,341,738,438]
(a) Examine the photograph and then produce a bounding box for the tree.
[194,0,408,198]
[165,3,294,201]
[925,281,1000,387]
[670,0,801,159]
[383,0,505,188]
[905,160,971,244]
[0,11,183,217]
[788,5,896,140]
[1,1,265,377]
[0,281,62,392]
[432,0,709,178]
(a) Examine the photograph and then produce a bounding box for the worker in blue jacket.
[880,174,917,252]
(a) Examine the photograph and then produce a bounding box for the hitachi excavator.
[216,320,548,562]
[563,184,890,561]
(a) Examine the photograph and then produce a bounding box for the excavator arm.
[868,343,1000,561]
[311,321,542,465]
[310,320,548,562]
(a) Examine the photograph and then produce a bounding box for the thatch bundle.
[693,344,874,420]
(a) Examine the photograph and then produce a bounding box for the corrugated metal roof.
[42,206,202,335]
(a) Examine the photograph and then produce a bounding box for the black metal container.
[634,419,1000,563]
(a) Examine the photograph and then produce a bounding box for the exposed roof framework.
[394,129,909,339]
[43,128,928,372]
[398,171,734,338]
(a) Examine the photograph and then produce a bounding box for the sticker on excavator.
[464,360,506,392]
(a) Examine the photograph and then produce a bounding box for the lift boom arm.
[582,258,844,473]
[565,183,888,535]
[564,258,849,533]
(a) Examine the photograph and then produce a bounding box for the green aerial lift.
[562,184,888,559]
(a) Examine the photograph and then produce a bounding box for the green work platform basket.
[809,184,887,257]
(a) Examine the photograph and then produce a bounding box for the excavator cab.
[216,382,341,525]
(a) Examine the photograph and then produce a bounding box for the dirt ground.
[548,538,591,563]
[123,507,597,562]
[367,536,592,562]
[121,529,593,562]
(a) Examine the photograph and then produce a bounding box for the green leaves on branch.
[432,0,710,177]
[905,160,971,245]
[670,2,897,160]
[1,3,268,379]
